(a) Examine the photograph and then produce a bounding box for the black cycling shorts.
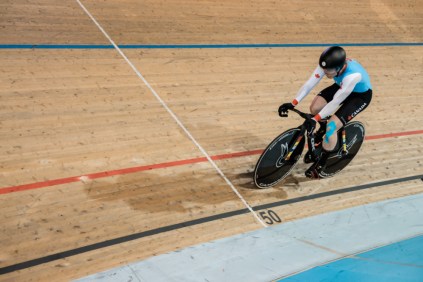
[318,83,372,125]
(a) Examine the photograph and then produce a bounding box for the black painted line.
[254,174,423,211]
[0,208,250,275]
[1,174,422,275]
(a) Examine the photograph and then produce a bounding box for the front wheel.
[254,128,305,188]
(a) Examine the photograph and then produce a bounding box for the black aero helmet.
[319,46,346,71]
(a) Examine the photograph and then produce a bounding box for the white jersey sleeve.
[316,73,362,120]
[292,65,325,105]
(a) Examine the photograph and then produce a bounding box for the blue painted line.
[279,235,423,282]
[0,42,422,49]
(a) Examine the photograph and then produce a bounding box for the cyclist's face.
[324,68,337,78]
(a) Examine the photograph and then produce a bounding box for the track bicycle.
[254,108,365,188]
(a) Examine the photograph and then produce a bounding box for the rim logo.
[276,143,289,168]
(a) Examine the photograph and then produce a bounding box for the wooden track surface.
[1,0,422,44]
[0,0,422,281]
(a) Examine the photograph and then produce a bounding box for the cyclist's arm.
[291,65,325,106]
[314,73,362,121]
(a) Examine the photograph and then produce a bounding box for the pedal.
[305,166,319,179]
[305,169,319,179]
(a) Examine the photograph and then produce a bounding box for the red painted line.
[0,157,207,196]
[211,149,264,160]
[0,176,82,195]
[1,129,422,195]
[87,157,208,179]
[365,130,423,140]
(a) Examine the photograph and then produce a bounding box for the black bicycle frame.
[282,108,349,162]
[283,108,319,162]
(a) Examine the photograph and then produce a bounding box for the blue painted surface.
[0,42,423,49]
[279,235,423,282]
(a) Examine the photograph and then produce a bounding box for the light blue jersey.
[334,59,372,93]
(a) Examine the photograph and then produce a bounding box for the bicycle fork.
[284,134,304,161]
[284,127,319,162]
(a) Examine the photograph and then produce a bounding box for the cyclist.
[278,46,372,178]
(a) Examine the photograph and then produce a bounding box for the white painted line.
[75,0,266,227]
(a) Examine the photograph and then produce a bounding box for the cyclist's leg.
[310,83,340,115]
[325,90,373,151]
[304,84,339,164]
[312,83,340,135]
[309,96,327,143]
[307,90,372,176]
[305,114,347,177]
[308,115,343,172]
[335,89,372,125]
[310,96,327,115]
[303,95,328,163]
[322,115,343,151]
